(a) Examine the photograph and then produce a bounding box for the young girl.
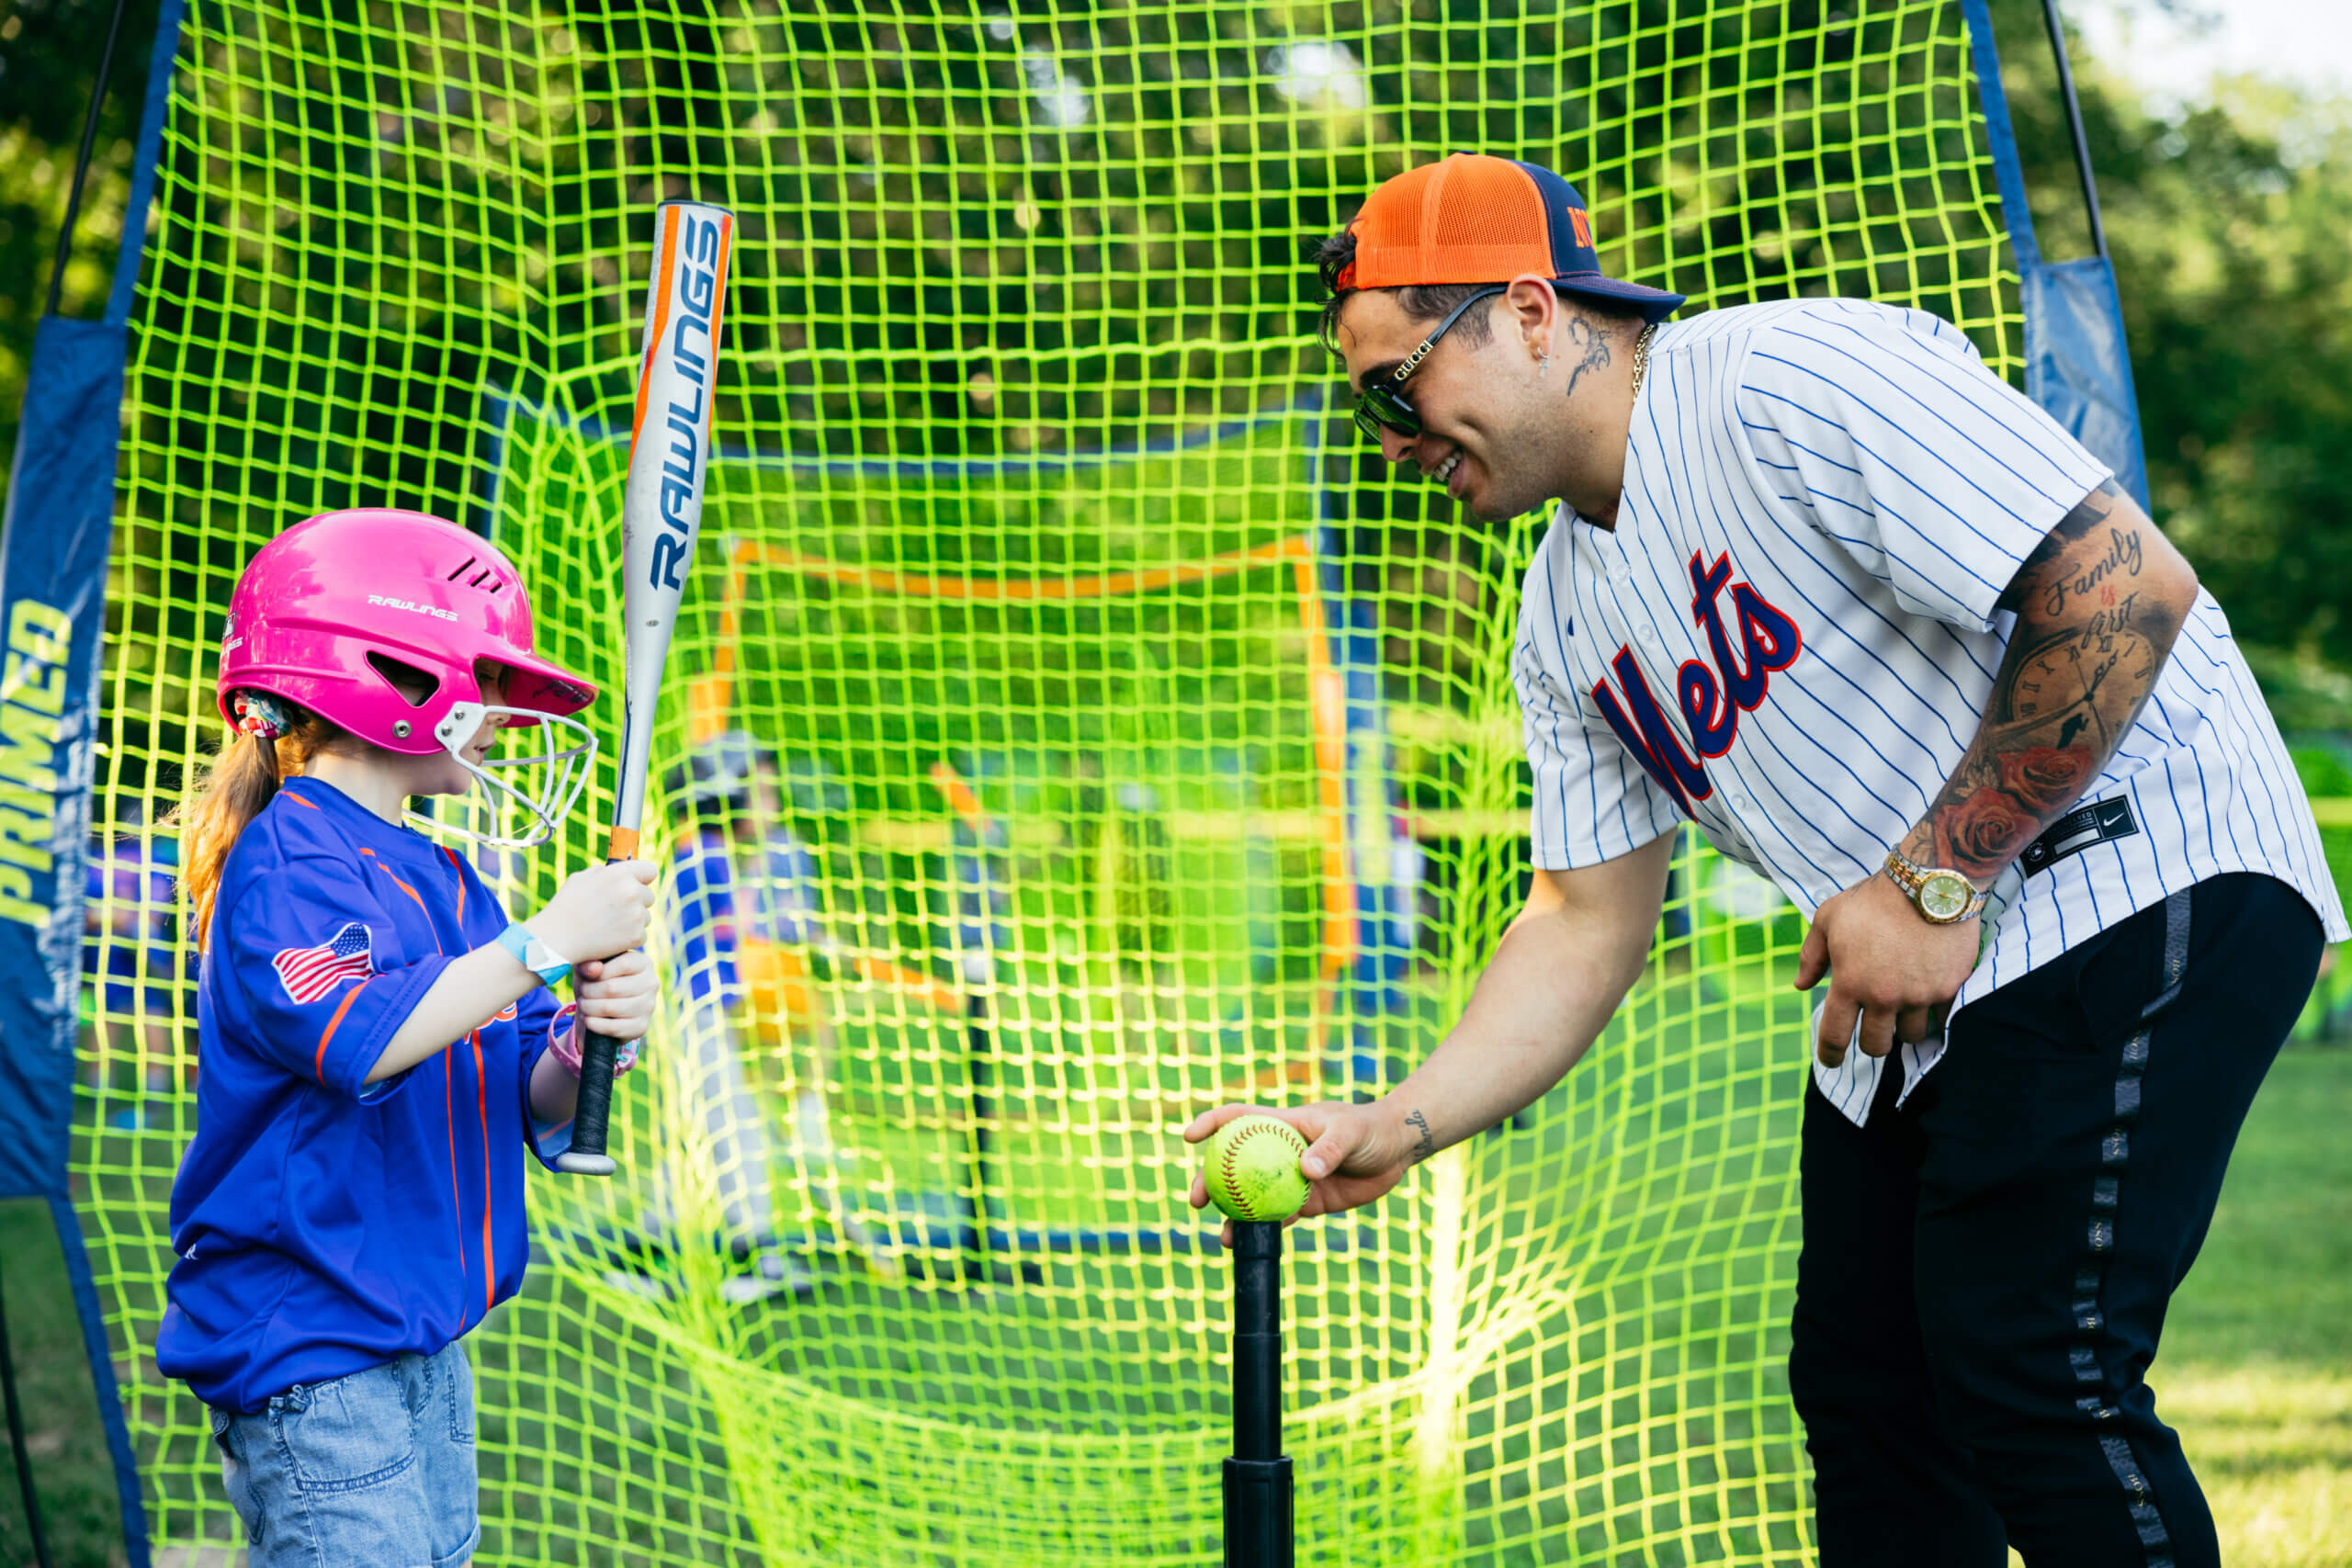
[157,508,659,1567]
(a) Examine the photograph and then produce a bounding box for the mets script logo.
[1590,551,1803,813]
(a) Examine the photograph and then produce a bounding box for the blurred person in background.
[664,732,868,1297]
[84,796,193,1130]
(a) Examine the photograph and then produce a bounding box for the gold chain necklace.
[1631,322,1657,403]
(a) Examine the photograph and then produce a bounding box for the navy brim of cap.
[1554,271,1686,322]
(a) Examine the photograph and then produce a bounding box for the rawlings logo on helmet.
[366,594,461,623]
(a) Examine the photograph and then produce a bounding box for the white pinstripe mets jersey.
[1511,298,2349,1124]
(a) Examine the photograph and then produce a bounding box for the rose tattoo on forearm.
[1899,479,2193,883]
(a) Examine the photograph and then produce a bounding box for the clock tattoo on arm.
[1901,482,2189,883]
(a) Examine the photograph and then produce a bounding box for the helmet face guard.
[422,702,600,851]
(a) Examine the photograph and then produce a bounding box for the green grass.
[2150,1044,2352,1567]
[0,1199,134,1568]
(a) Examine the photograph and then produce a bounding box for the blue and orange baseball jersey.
[1510,299,2350,1123]
[157,778,577,1413]
[667,823,825,1010]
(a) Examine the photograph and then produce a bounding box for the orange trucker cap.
[1334,153,1684,322]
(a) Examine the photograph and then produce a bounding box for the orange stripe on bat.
[629,205,682,457]
[704,214,732,441]
[607,826,640,861]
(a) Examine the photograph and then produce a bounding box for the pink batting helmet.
[217,509,595,753]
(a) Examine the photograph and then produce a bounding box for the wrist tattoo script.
[1403,1109,1436,1164]
[1906,480,2187,881]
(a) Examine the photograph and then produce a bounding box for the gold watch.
[1883,848,1988,925]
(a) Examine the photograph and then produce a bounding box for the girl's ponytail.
[171,702,337,945]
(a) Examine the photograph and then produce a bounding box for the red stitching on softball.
[1216,1121,1296,1217]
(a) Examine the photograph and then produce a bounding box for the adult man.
[1186,153,2345,1565]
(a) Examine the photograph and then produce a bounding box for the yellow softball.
[1202,1113,1312,1223]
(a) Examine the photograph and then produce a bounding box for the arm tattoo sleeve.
[1902,479,2192,882]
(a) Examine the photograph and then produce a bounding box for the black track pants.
[1788,873,2324,1567]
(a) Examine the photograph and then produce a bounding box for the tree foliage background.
[1,0,2346,725]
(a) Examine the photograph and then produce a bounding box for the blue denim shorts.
[209,1339,480,1568]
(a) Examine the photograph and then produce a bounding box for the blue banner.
[0,4,187,1560]
[0,313,123,1201]
[2022,256,2153,511]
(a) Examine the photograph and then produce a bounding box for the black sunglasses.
[1351,285,1507,441]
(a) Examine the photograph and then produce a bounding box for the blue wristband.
[496,921,571,986]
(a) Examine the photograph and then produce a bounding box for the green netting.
[79,2,2026,1562]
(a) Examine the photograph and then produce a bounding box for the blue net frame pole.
[2039,0,2111,260]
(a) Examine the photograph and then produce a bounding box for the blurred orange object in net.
[735,937,819,1026]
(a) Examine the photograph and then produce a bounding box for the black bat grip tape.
[555,847,642,1176]
[556,1029,621,1176]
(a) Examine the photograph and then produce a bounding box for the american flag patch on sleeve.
[272,921,376,1004]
